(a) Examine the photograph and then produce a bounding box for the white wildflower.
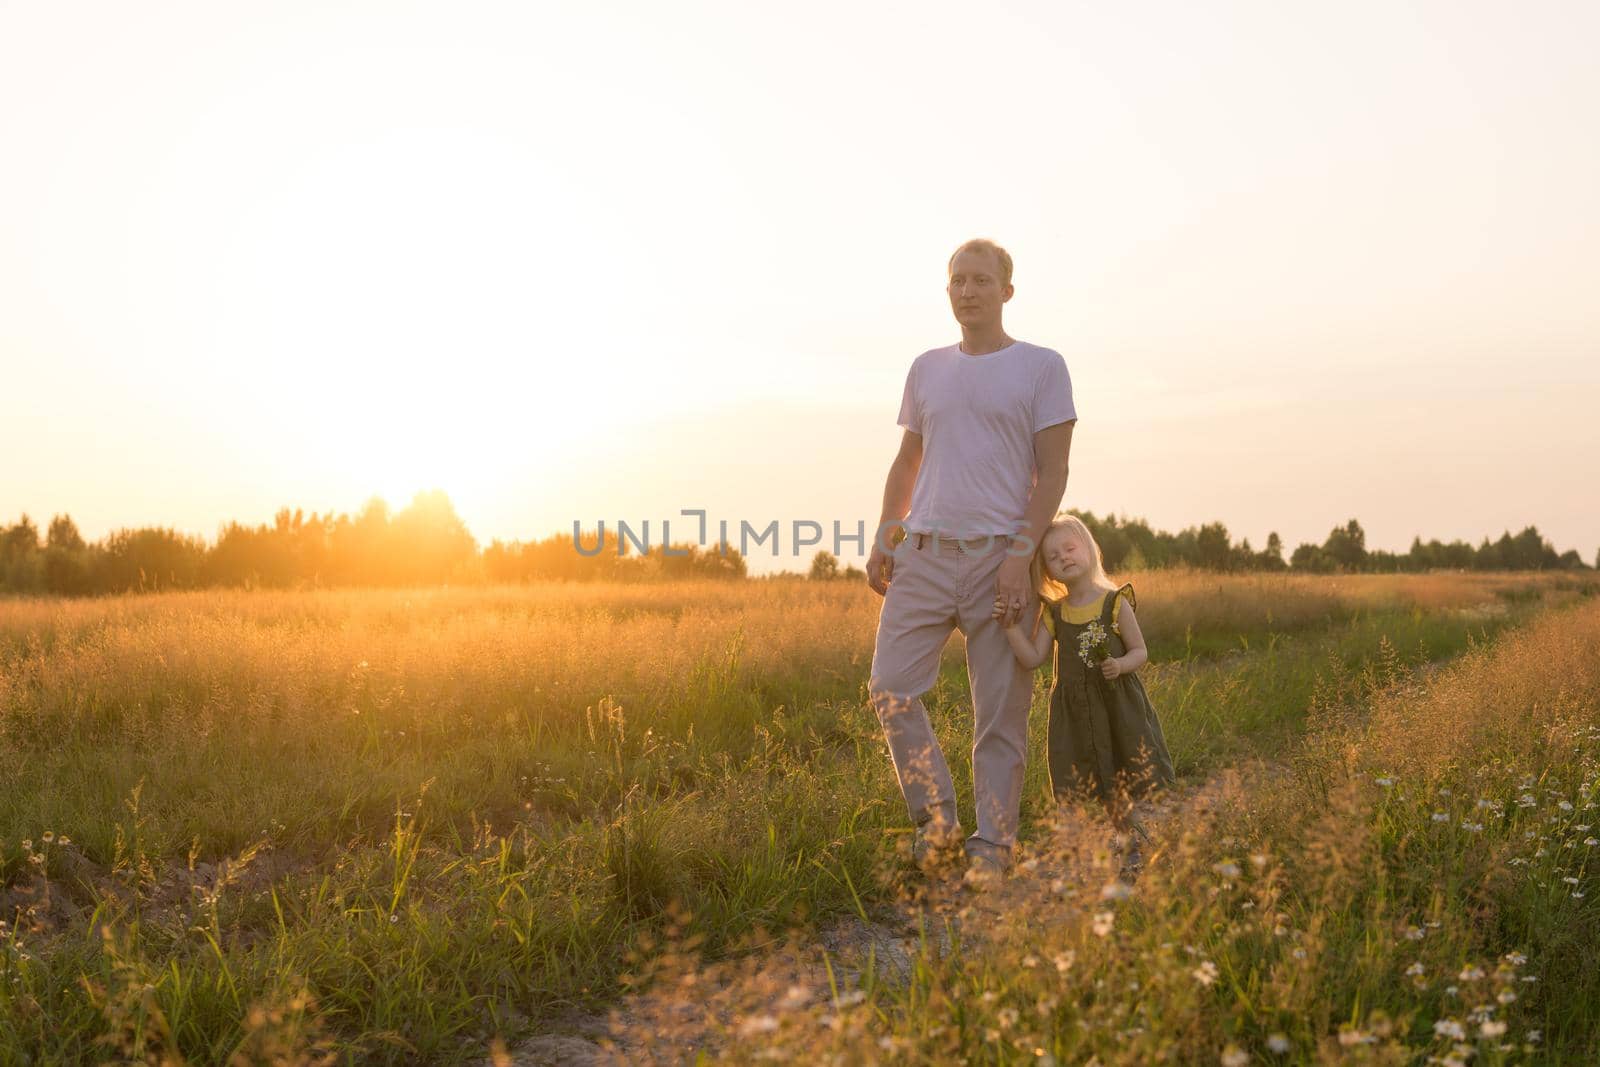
[1434,1019,1466,1040]
[1266,1033,1291,1054]
[1192,960,1219,986]
[738,1014,780,1036]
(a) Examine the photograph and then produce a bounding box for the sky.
[3,0,1598,573]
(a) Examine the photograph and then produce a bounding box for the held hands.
[994,554,1032,629]
[991,593,1024,629]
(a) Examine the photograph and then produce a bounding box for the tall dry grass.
[0,572,1591,1062]
[696,593,1600,1063]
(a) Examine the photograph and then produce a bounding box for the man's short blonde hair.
[948,238,1013,288]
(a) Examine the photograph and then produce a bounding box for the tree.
[47,515,86,551]
[809,550,841,580]
[1,515,44,592]
[99,527,206,592]
[1323,519,1367,571]
[389,490,478,584]
[2,515,40,559]
[1255,532,1288,572]
[1195,522,1232,571]
[43,514,93,595]
[1291,542,1334,573]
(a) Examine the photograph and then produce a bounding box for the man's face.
[947,248,1013,330]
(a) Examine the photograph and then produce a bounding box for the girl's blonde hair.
[1030,514,1117,604]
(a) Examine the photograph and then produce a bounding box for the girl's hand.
[992,594,1017,628]
[1100,657,1123,680]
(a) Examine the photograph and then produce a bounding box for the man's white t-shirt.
[896,340,1077,539]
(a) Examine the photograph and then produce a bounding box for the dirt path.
[492,761,1275,1066]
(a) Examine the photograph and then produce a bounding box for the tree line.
[802,512,1594,580]
[1,496,1591,596]
[0,492,747,596]
[1071,511,1592,575]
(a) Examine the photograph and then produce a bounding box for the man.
[865,238,1076,884]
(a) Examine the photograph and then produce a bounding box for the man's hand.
[867,542,895,596]
[995,554,1031,627]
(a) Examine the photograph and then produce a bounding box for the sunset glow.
[3,1,1597,568]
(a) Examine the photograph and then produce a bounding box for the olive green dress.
[1042,583,1176,804]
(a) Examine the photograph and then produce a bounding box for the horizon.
[3,487,1590,579]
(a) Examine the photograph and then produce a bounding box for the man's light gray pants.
[868,533,1034,858]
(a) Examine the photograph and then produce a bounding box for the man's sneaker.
[912,825,963,872]
[962,851,1007,890]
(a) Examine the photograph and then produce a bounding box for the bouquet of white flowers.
[1077,620,1110,667]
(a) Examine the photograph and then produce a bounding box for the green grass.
[0,575,1591,1063]
[722,596,1600,1064]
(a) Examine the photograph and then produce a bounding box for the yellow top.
[1042,586,1132,639]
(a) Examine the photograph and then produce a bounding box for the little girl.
[994,515,1175,866]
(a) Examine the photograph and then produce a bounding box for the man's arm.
[996,420,1074,625]
[1016,420,1074,558]
[866,429,922,595]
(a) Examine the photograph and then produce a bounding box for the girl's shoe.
[1118,842,1144,882]
[1117,820,1151,881]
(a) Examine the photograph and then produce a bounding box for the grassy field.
[713,586,1600,1065]
[1,571,1596,1063]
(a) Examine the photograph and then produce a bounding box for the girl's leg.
[1109,789,1149,877]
